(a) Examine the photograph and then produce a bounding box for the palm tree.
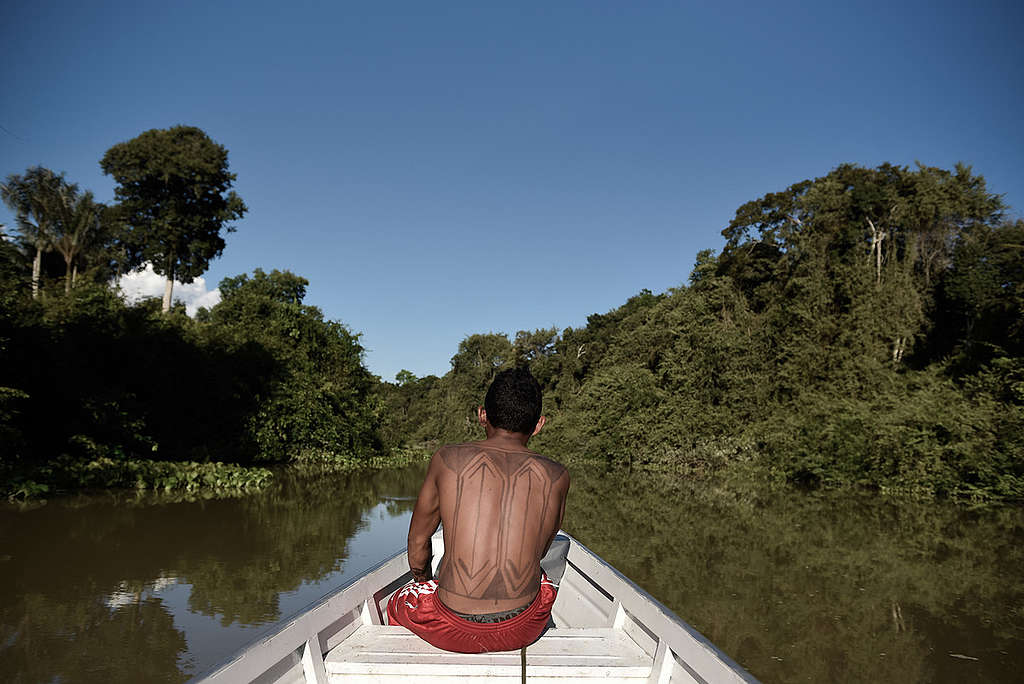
[0,167,68,299]
[52,188,106,293]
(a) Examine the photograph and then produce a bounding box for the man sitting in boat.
[387,367,570,653]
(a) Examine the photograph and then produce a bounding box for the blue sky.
[3,1,1022,380]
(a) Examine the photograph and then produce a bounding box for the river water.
[0,463,1021,683]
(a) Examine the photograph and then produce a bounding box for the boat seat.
[325,625,654,683]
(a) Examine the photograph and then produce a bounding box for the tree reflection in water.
[1,591,187,684]
[563,466,1024,683]
[0,464,426,683]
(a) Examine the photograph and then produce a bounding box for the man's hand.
[410,565,432,583]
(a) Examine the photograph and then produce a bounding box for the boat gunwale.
[563,533,759,683]
[191,544,409,682]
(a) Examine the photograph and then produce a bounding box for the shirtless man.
[386,367,570,653]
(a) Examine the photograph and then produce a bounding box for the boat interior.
[197,532,756,684]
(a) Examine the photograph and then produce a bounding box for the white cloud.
[116,263,221,316]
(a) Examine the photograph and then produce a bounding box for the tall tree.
[1,167,67,299]
[100,126,246,313]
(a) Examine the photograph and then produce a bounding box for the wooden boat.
[194,530,757,683]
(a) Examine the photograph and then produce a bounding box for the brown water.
[0,463,1020,683]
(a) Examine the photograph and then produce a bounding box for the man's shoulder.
[527,451,569,483]
[436,442,568,482]
[434,442,482,468]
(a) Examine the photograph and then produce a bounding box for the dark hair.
[484,367,542,435]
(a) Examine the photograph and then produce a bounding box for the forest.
[2,125,1021,501]
[378,163,1024,501]
[0,127,382,499]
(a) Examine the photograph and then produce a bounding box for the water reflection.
[0,465,426,683]
[563,467,1024,683]
[1,462,1021,683]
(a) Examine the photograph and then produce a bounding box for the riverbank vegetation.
[3,133,1021,502]
[1,127,384,499]
[0,268,381,499]
[379,163,1023,501]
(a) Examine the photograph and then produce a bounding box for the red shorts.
[386,575,558,653]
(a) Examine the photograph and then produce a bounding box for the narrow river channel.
[1,463,1021,683]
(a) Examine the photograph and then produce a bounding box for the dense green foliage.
[379,163,1024,500]
[203,268,382,461]
[0,270,381,497]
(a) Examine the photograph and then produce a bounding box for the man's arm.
[407,450,443,582]
[542,469,570,555]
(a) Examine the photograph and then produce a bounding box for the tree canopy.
[101,126,246,312]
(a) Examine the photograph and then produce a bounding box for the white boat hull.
[194,531,757,683]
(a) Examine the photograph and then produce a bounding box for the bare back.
[428,442,568,614]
